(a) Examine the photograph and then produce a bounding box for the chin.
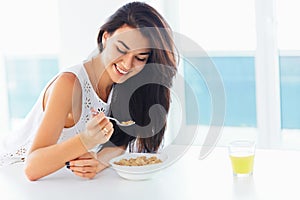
[114,76,130,84]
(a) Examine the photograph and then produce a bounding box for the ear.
[102,31,111,45]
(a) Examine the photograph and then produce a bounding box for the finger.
[101,127,109,136]
[97,122,112,137]
[72,171,97,179]
[99,117,110,128]
[93,113,106,127]
[87,112,105,128]
[90,108,98,117]
[101,125,113,138]
[104,128,114,140]
[104,122,113,131]
[86,120,104,135]
[69,158,99,167]
[99,121,113,134]
[70,165,97,173]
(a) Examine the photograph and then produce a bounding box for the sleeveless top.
[0,63,114,166]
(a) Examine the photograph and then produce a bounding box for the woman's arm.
[67,146,126,179]
[24,72,113,181]
[96,146,126,170]
[24,73,88,181]
[25,135,87,181]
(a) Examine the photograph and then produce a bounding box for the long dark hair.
[98,2,177,153]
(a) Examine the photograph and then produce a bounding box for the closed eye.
[136,57,147,62]
[117,46,126,54]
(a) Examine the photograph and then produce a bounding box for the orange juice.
[230,154,254,175]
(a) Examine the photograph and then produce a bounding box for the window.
[173,0,257,146]
[184,56,256,127]
[0,0,59,132]
[5,56,59,128]
[277,0,300,130]
[2,0,300,150]
[279,56,300,129]
[163,0,300,149]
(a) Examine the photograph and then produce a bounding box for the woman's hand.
[67,146,126,179]
[78,111,114,150]
[67,152,102,179]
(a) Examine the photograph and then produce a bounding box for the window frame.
[164,0,300,149]
[0,54,10,132]
[254,0,282,148]
[1,0,300,149]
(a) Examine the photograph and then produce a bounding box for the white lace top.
[0,63,114,166]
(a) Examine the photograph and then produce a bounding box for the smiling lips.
[114,63,129,75]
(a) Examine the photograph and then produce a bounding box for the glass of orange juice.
[228,140,255,177]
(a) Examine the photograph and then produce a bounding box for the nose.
[121,54,133,70]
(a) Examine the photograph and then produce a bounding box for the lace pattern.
[0,141,31,166]
[0,63,113,167]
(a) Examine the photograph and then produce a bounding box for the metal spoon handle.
[106,117,135,127]
[106,117,118,124]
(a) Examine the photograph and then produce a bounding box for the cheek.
[133,65,145,74]
[103,48,121,65]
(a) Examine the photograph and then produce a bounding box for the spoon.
[106,117,135,127]
[91,109,135,127]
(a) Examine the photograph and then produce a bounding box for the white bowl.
[109,153,168,181]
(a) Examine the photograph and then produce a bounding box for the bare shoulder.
[49,72,81,93]
[43,72,82,110]
[57,72,79,86]
[28,72,83,155]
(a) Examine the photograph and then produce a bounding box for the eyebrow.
[117,40,151,55]
[118,40,130,50]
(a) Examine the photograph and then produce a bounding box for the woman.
[0,2,177,181]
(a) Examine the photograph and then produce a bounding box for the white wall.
[0,56,9,133]
[57,0,164,68]
[0,0,60,133]
[0,0,60,55]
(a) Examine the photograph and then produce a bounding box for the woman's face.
[101,25,151,84]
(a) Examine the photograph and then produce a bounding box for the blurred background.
[0,0,299,150]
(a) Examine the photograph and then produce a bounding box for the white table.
[1,145,300,200]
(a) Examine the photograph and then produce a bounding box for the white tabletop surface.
[1,145,300,200]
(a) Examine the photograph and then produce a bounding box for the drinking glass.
[228,140,256,177]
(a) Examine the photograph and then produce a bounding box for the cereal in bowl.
[114,156,162,166]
